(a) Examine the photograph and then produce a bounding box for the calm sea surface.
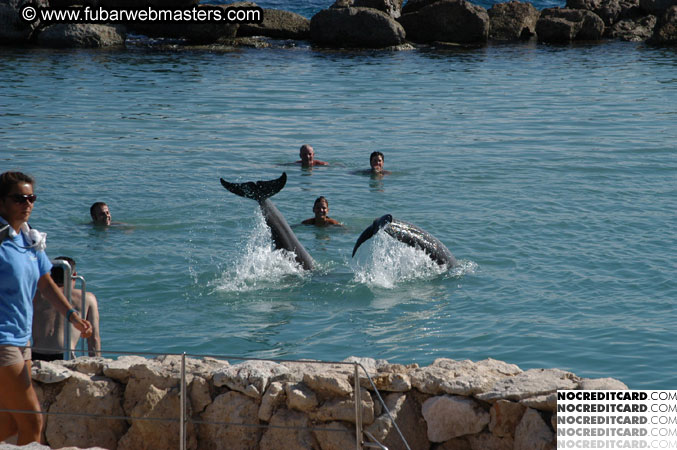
[1,27,676,389]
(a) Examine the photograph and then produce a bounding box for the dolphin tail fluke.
[351,214,393,257]
[220,172,287,202]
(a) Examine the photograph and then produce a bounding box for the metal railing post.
[74,275,87,357]
[354,363,362,450]
[180,352,186,450]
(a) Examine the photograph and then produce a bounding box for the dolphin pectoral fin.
[352,227,376,258]
[220,172,287,202]
[351,214,393,257]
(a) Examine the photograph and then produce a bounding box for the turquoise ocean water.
[2,32,676,389]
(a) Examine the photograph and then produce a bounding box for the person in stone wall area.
[90,201,111,226]
[32,256,101,362]
[302,196,341,226]
[296,144,329,167]
[0,171,92,445]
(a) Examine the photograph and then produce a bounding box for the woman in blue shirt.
[0,171,92,445]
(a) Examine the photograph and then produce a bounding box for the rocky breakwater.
[9,355,629,450]
[3,0,677,48]
[0,0,302,47]
[310,0,677,46]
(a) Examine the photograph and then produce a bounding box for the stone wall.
[12,355,626,449]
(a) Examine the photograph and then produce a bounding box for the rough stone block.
[422,395,490,442]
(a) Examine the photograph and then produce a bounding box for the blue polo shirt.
[0,226,52,346]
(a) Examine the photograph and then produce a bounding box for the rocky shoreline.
[1,0,676,49]
[1,354,627,450]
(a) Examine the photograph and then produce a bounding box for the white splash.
[213,211,307,292]
[351,231,450,289]
[447,259,478,278]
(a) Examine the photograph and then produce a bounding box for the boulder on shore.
[608,14,656,39]
[401,0,441,14]
[36,24,127,48]
[488,1,540,40]
[310,6,406,48]
[648,4,677,43]
[640,0,677,15]
[536,7,605,41]
[97,0,198,8]
[0,0,48,44]
[129,14,238,44]
[333,0,405,18]
[238,8,310,39]
[566,0,642,26]
[398,0,490,44]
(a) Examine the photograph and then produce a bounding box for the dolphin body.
[352,214,457,267]
[220,172,315,271]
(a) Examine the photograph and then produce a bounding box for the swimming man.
[296,145,328,167]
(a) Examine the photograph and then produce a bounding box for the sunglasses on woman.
[8,194,37,204]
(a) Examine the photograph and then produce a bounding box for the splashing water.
[351,231,454,289]
[447,260,478,279]
[213,211,307,292]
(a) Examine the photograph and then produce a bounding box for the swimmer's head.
[90,202,111,226]
[370,151,384,172]
[313,196,329,218]
[51,256,76,287]
[300,145,315,167]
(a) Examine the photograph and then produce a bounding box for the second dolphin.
[352,214,457,267]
